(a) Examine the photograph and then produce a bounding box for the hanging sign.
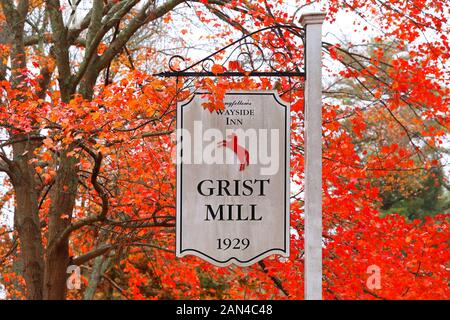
[176,91,290,266]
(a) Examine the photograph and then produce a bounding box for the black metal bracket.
[157,71,305,77]
[154,25,306,78]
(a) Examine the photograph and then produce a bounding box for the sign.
[176,91,290,266]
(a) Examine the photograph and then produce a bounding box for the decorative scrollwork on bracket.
[156,25,305,78]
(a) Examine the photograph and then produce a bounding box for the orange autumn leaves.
[0,0,449,300]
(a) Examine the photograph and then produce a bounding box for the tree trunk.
[43,152,79,299]
[11,140,45,300]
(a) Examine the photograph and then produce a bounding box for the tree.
[0,0,210,300]
[328,39,450,220]
[0,0,449,300]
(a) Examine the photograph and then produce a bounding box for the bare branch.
[86,0,104,51]
[72,0,141,92]
[0,0,18,23]
[0,237,18,265]
[72,244,112,266]
[17,0,28,18]
[46,0,72,96]
[362,286,387,300]
[95,0,186,72]
[205,4,249,34]
[0,161,8,173]
[56,143,108,242]
[258,261,289,297]
[23,33,86,47]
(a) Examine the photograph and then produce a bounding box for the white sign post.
[176,91,290,267]
[300,12,326,300]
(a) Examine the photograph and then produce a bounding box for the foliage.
[0,0,448,300]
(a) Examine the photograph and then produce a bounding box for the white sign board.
[176,91,290,266]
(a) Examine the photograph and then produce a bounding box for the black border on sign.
[176,91,290,266]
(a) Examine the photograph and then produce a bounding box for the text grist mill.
[197,179,271,221]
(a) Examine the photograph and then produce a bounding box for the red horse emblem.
[218,133,250,171]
